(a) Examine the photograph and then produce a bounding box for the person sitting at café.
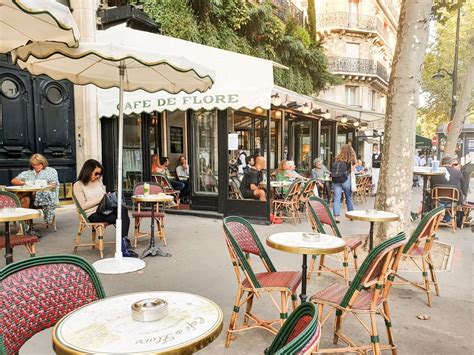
[355,159,365,174]
[287,160,304,179]
[151,154,160,173]
[157,157,186,197]
[11,153,59,225]
[240,156,266,201]
[176,155,190,203]
[243,155,255,174]
[311,158,330,201]
[430,156,469,223]
[73,159,137,257]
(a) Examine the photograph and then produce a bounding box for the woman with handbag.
[72,159,137,257]
[331,144,357,223]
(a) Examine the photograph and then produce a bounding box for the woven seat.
[461,203,474,229]
[311,233,406,355]
[307,197,366,283]
[311,283,383,311]
[131,211,165,218]
[431,186,459,233]
[0,191,37,258]
[264,302,321,355]
[132,182,167,247]
[0,235,38,248]
[242,271,302,294]
[394,206,444,307]
[223,216,302,347]
[342,236,364,249]
[0,255,106,354]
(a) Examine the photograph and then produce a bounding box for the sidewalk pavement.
[8,186,473,354]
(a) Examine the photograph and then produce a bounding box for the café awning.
[416,135,432,149]
[97,25,274,117]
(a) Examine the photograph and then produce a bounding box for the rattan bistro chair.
[299,179,318,213]
[272,180,304,225]
[431,186,460,233]
[0,191,38,258]
[310,233,406,355]
[152,173,180,208]
[0,255,106,354]
[72,191,113,258]
[132,182,167,247]
[394,206,444,307]
[307,197,365,282]
[223,216,302,347]
[264,302,321,355]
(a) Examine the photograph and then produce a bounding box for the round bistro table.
[0,208,41,264]
[345,210,400,251]
[132,194,174,258]
[52,291,224,354]
[4,185,55,193]
[266,232,346,303]
[413,167,446,214]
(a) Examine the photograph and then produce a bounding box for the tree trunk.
[444,37,474,156]
[374,0,433,245]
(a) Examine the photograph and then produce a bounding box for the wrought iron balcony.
[316,12,392,49]
[327,57,389,83]
[271,0,304,25]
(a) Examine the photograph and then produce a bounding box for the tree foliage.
[419,0,474,137]
[137,0,338,94]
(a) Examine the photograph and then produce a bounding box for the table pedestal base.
[93,257,146,274]
[141,245,171,258]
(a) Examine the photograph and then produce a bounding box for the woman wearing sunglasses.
[73,159,137,257]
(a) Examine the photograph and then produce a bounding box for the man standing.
[371,143,382,194]
[240,156,266,201]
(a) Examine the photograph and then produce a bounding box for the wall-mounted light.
[271,93,282,106]
[321,110,331,119]
[255,107,264,114]
[340,115,348,124]
[300,103,311,114]
[353,120,360,127]
[274,110,282,118]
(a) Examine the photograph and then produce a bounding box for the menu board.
[170,126,184,154]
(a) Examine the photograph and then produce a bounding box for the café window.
[193,109,218,195]
[122,114,143,192]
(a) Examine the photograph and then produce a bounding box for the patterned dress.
[17,167,59,223]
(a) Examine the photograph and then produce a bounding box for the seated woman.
[240,156,266,201]
[286,160,304,179]
[11,153,59,225]
[311,158,330,202]
[176,155,190,203]
[151,154,160,174]
[72,159,137,257]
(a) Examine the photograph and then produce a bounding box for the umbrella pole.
[115,65,125,260]
[93,63,146,274]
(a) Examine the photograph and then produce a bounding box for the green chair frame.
[394,206,444,306]
[311,233,406,355]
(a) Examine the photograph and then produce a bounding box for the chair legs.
[74,221,107,258]
[134,216,165,247]
[225,287,293,347]
[307,248,351,284]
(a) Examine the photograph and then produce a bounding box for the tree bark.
[444,37,474,156]
[374,0,433,245]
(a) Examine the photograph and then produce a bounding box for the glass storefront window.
[320,124,334,168]
[293,121,312,174]
[193,109,218,195]
[122,114,143,192]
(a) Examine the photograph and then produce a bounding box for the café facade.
[96,25,382,222]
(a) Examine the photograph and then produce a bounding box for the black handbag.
[96,192,118,215]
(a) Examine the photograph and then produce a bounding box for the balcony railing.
[271,0,304,25]
[316,12,392,50]
[327,57,389,83]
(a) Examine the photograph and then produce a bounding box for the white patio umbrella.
[13,41,214,274]
[0,0,79,52]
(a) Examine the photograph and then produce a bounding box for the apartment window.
[348,0,359,14]
[346,86,359,106]
[371,90,378,111]
[346,42,360,58]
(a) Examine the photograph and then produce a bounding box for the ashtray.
[131,298,168,322]
[365,209,377,215]
[302,232,321,242]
